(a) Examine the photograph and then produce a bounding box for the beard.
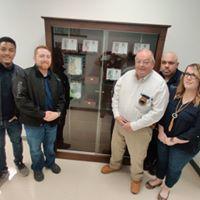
[38,62,51,70]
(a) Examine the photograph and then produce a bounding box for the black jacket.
[159,88,200,154]
[13,65,65,126]
[160,69,182,88]
[0,63,24,121]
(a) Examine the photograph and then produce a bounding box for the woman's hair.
[175,63,200,106]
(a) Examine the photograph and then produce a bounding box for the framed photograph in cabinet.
[67,55,83,75]
[61,38,78,51]
[106,68,121,81]
[133,43,150,55]
[112,42,128,55]
[70,81,82,99]
[82,39,98,52]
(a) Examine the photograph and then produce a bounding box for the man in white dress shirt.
[101,49,169,194]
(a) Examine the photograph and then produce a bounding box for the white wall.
[1,0,200,165]
[0,0,200,69]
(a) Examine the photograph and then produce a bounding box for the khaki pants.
[110,121,152,181]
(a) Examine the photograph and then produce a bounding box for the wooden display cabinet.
[42,17,170,162]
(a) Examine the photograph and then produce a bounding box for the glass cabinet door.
[53,27,107,153]
[97,31,159,154]
[52,26,159,155]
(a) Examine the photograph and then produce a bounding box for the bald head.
[160,52,179,79]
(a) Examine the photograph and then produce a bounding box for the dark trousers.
[0,119,23,172]
[144,128,158,169]
[156,140,198,188]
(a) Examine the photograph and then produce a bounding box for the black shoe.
[0,169,9,179]
[0,170,9,186]
[16,162,29,176]
[49,163,61,174]
[33,170,44,182]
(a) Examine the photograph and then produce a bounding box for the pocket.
[135,99,152,114]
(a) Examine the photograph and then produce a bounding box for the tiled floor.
[0,137,199,200]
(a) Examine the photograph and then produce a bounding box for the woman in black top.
[145,63,200,200]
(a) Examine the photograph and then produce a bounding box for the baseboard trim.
[190,159,200,176]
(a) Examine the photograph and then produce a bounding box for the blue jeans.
[24,124,57,171]
[0,119,23,172]
[156,140,198,188]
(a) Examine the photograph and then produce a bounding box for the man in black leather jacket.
[13,45,65,182]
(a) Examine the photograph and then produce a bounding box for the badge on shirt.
[139,93,150,105]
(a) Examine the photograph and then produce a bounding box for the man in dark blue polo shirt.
[144,52,182,175]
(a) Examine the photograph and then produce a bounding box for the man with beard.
[160,52,182,88]
[144,52,182,175]
[14,45,65,182]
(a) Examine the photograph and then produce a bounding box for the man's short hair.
[135,49,155,63]
[34,45,51,56]
[0,36,16,47]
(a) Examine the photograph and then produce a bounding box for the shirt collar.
[0,63,14,71]
[134,70,153,82]
[34,65,52,78]
[159,69,181,84]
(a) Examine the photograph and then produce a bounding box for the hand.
[173,137,189,144]
[43,111,60,122]
[165,137,175,146]
[158,131,167,143]
[122,122,133,132]
[115,116,128,126]
[164,137,189,146]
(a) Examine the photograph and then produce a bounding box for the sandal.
[157,190,170,200]
[145,180,162,189]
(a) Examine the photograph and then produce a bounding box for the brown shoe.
[131,180,141,194]
[101,165,120,174]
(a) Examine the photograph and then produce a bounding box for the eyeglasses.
[161,61,176,65]
[135,60,151,65]
[183,72,199,80]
